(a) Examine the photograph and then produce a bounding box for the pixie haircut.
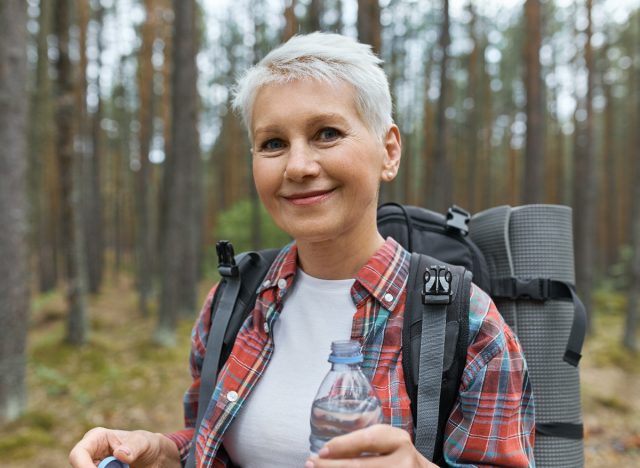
[232,32,393,141]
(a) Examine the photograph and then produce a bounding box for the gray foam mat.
[471,205,583,467]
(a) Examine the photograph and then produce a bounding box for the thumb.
[112,444,132,461]
[109,430,157,466]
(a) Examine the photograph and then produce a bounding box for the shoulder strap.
[403,252,471,465]
[185,243,279,468]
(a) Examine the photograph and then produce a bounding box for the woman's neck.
[295,229,385,280]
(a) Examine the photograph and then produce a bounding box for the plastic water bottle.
[309,340,383,455]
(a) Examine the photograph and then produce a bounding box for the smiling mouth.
[283,189,335,206]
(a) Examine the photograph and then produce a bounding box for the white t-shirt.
[223,269,356,467]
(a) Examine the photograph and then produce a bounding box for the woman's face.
[251,79,400,246]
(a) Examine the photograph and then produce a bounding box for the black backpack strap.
[491,276,586,366]
[403,252,471,465]
[185,242,279,468]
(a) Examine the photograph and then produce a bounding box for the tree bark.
[357,0,381,56]
[573,0,596,333]
[136,0,157,316]
[157,0,202,344]
[54,0,89,345]
[79,0,105,294]
[88,3,105,291]
[623,13,640,350]
[77,0,103,295]
[157,0,173,267]
[28,0,58,293]
[523,0,545,203]
[307,0,323,32]
[0,0,29,423]
[283,0,298,41]
[431,0,452,212]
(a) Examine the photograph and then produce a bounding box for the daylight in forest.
[1,0,639,466]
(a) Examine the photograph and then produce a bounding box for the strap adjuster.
[446,205,470,236]
[422,265,453,305]
[216,240,239,277]
[510,277,551,301]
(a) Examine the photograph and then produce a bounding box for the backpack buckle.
[216,240,239,277]
[422,265,453,305]
[446,205,470,236]
[511,277,550,301]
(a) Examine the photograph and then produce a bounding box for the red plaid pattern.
[165,238,535,467]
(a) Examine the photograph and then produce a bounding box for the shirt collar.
[255,242,298,298]
[352,237,410,312]
[256,237,410,312]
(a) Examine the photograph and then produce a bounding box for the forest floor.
[0,274,639,467]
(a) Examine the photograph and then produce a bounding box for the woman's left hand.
[304,424,438,468]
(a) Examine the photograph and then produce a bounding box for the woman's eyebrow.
[253,124,284,137]
[255,113,349,136]
[305,113,349,129]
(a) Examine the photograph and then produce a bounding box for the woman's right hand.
[68,427,181,468]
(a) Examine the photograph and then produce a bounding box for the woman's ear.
[381,125,402,181]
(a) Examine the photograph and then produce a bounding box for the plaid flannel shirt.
[165,238,535,467]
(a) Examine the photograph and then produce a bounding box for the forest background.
[1,0,640,466]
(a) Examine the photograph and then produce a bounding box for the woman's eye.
[317,128,341,141]
[261,139,285,151]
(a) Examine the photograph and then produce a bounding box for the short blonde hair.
[232,32,393,140]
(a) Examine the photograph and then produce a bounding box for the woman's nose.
[284,141,320,181]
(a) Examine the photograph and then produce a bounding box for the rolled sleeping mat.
[470,205,585,468]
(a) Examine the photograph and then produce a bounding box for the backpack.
[186,203,586,468]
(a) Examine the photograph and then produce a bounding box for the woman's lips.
[284,189,335,206]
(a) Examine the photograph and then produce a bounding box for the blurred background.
[0,0,639,465]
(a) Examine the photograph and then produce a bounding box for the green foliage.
[207,198,291,276]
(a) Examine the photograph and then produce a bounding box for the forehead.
[251,79,364,135]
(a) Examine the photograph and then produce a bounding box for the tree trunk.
[283,0,298,41]
[55,0,89,345]
[157,0,202,344]
[623,13,640,350]
[523,0,544,203]
[28,0,58,293]
[602,54,617,269]
[88,3,105,291]
[573,0,596,333]
[466,1,480,212]
[431,0,452,212]
[157,0,173,267]
[112,78,131,279]
[136,0,157,316]
[306,0,323,32]
[78,0,105,294]
[77,0,102,295]
[357,0,381,56]
[0,0,30,423]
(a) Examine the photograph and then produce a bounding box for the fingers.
[69,427,123,468]
[307,453,393,468]
[305,425,432,468]
[69,428,154,468]
[322,424,413,458]
[110,430,156,466]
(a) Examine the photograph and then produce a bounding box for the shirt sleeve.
[163,284,219,464]
[443,284,536,467]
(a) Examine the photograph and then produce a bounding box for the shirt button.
[262,279,271,288]
[263,322,270,334]
[227,390,238,402]
[384,293,394,303]
[277,278,287,289]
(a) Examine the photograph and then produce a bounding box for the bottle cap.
[328,339,363,364]
[98,456,129,468]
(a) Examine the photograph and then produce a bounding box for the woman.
[70,32,534,468]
